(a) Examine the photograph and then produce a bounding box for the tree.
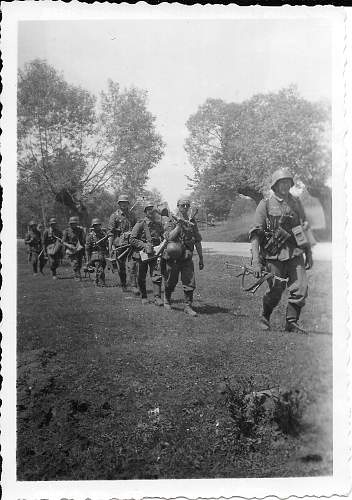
[185,87,332,235]
[18,59,97,222]
[18,62,166,226]
[100,80,165,199]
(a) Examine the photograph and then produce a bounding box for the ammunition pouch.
[263,227,291,255]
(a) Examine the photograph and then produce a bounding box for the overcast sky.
[18,19,331,209]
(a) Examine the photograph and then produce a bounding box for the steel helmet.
[28,220,37,226]
[49,217,57,224]
[165,241,183,260]
[143,201,154,211]
[91,218,101,226]
[177,197,191,207]
[69,216,79,224]
[118,194,129,204]
[270,168,294,190]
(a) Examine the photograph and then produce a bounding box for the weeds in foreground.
[221,377,307,445]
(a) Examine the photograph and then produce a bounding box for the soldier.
[108,194,138,293]
[24,220,46,276]
[42,217,63,280]
[85,218,108,286]
[249,168,313,334]
[163,197,204,316]
[62,216,86,281]
[130,201,164,306]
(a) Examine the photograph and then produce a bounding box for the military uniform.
[130,217,164,302]
[24,225,46,275]
[250,168,312,332]
[108,208,137,289]
[62,224,85,279]
[163,210,203,309]
[86,226,108,286]
[43,225,63,278]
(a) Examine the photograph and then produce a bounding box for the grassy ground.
[17,243,332,480]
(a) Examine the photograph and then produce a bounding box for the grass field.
[17,243,332,480]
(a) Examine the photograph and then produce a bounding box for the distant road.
[202,241,332,261]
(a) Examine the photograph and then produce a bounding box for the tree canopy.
[17,60,165,228]
[185,86,331,234]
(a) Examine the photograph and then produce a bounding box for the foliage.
[17,62,165,226]
[185,87,332,232]
[100,80,165,199]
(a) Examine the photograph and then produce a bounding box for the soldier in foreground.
[62,216,86,281]
[249,168,313,334]
[85,218,108,286]
[163,197,204,316]
[42,217,63,280]
[130,201,164,306]
[108,194,138,293]
[24,220,46,276]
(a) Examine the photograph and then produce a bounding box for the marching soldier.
[249,168,313,334]
[130,201,164,306]
[163,197,204,316]
[62,216,86,281]
[42,217,63,280]
[85,218,108,286]
[108,194,138,293]
[24,220,46,276]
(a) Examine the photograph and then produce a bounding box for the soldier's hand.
[145,243,154,255]
[199,258,204,270]
[252,261,264,278]
[305,250,313,270]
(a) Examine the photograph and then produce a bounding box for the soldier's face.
[93,224,101,231]
[119,201,129,212]
[276,179,292,197]
[145,207,154,219]
[70,223,78,229]
[179,203,190,217]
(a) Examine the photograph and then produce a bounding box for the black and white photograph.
[1,3,351,499]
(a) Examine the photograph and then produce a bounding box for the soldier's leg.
[150,260,162,304]
[32,252,38,275]
[39,253,46,273]
[181,258,197,316]
[70,255,81,280]
[285,255,308,331]
[261,260,286,328]
[164,260,180,307]
[128,258,140,295]
[138,261,149,300]
[117,256,127,288]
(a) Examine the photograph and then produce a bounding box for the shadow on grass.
[194,303,231,315]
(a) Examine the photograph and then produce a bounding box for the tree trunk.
[306,185,332,240]
[237,186,264,206]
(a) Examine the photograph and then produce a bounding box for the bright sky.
[18,19,331,210]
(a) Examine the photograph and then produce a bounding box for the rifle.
[139,239,168,263]
[54,235,83,255]
[225,262,288,294]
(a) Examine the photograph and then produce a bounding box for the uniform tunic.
[163,213,202,300]
[43,227,63,275]
[86,228,108,284]
[249,193,309,322]
[108,209,137,287]
[25,228,45,274]
[130,218,164,298]
[62,226,86,276]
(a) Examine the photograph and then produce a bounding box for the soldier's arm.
[193,222,204,269]
[130,222,148,251]
[249,200,267,277]
[165,218,182,241]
